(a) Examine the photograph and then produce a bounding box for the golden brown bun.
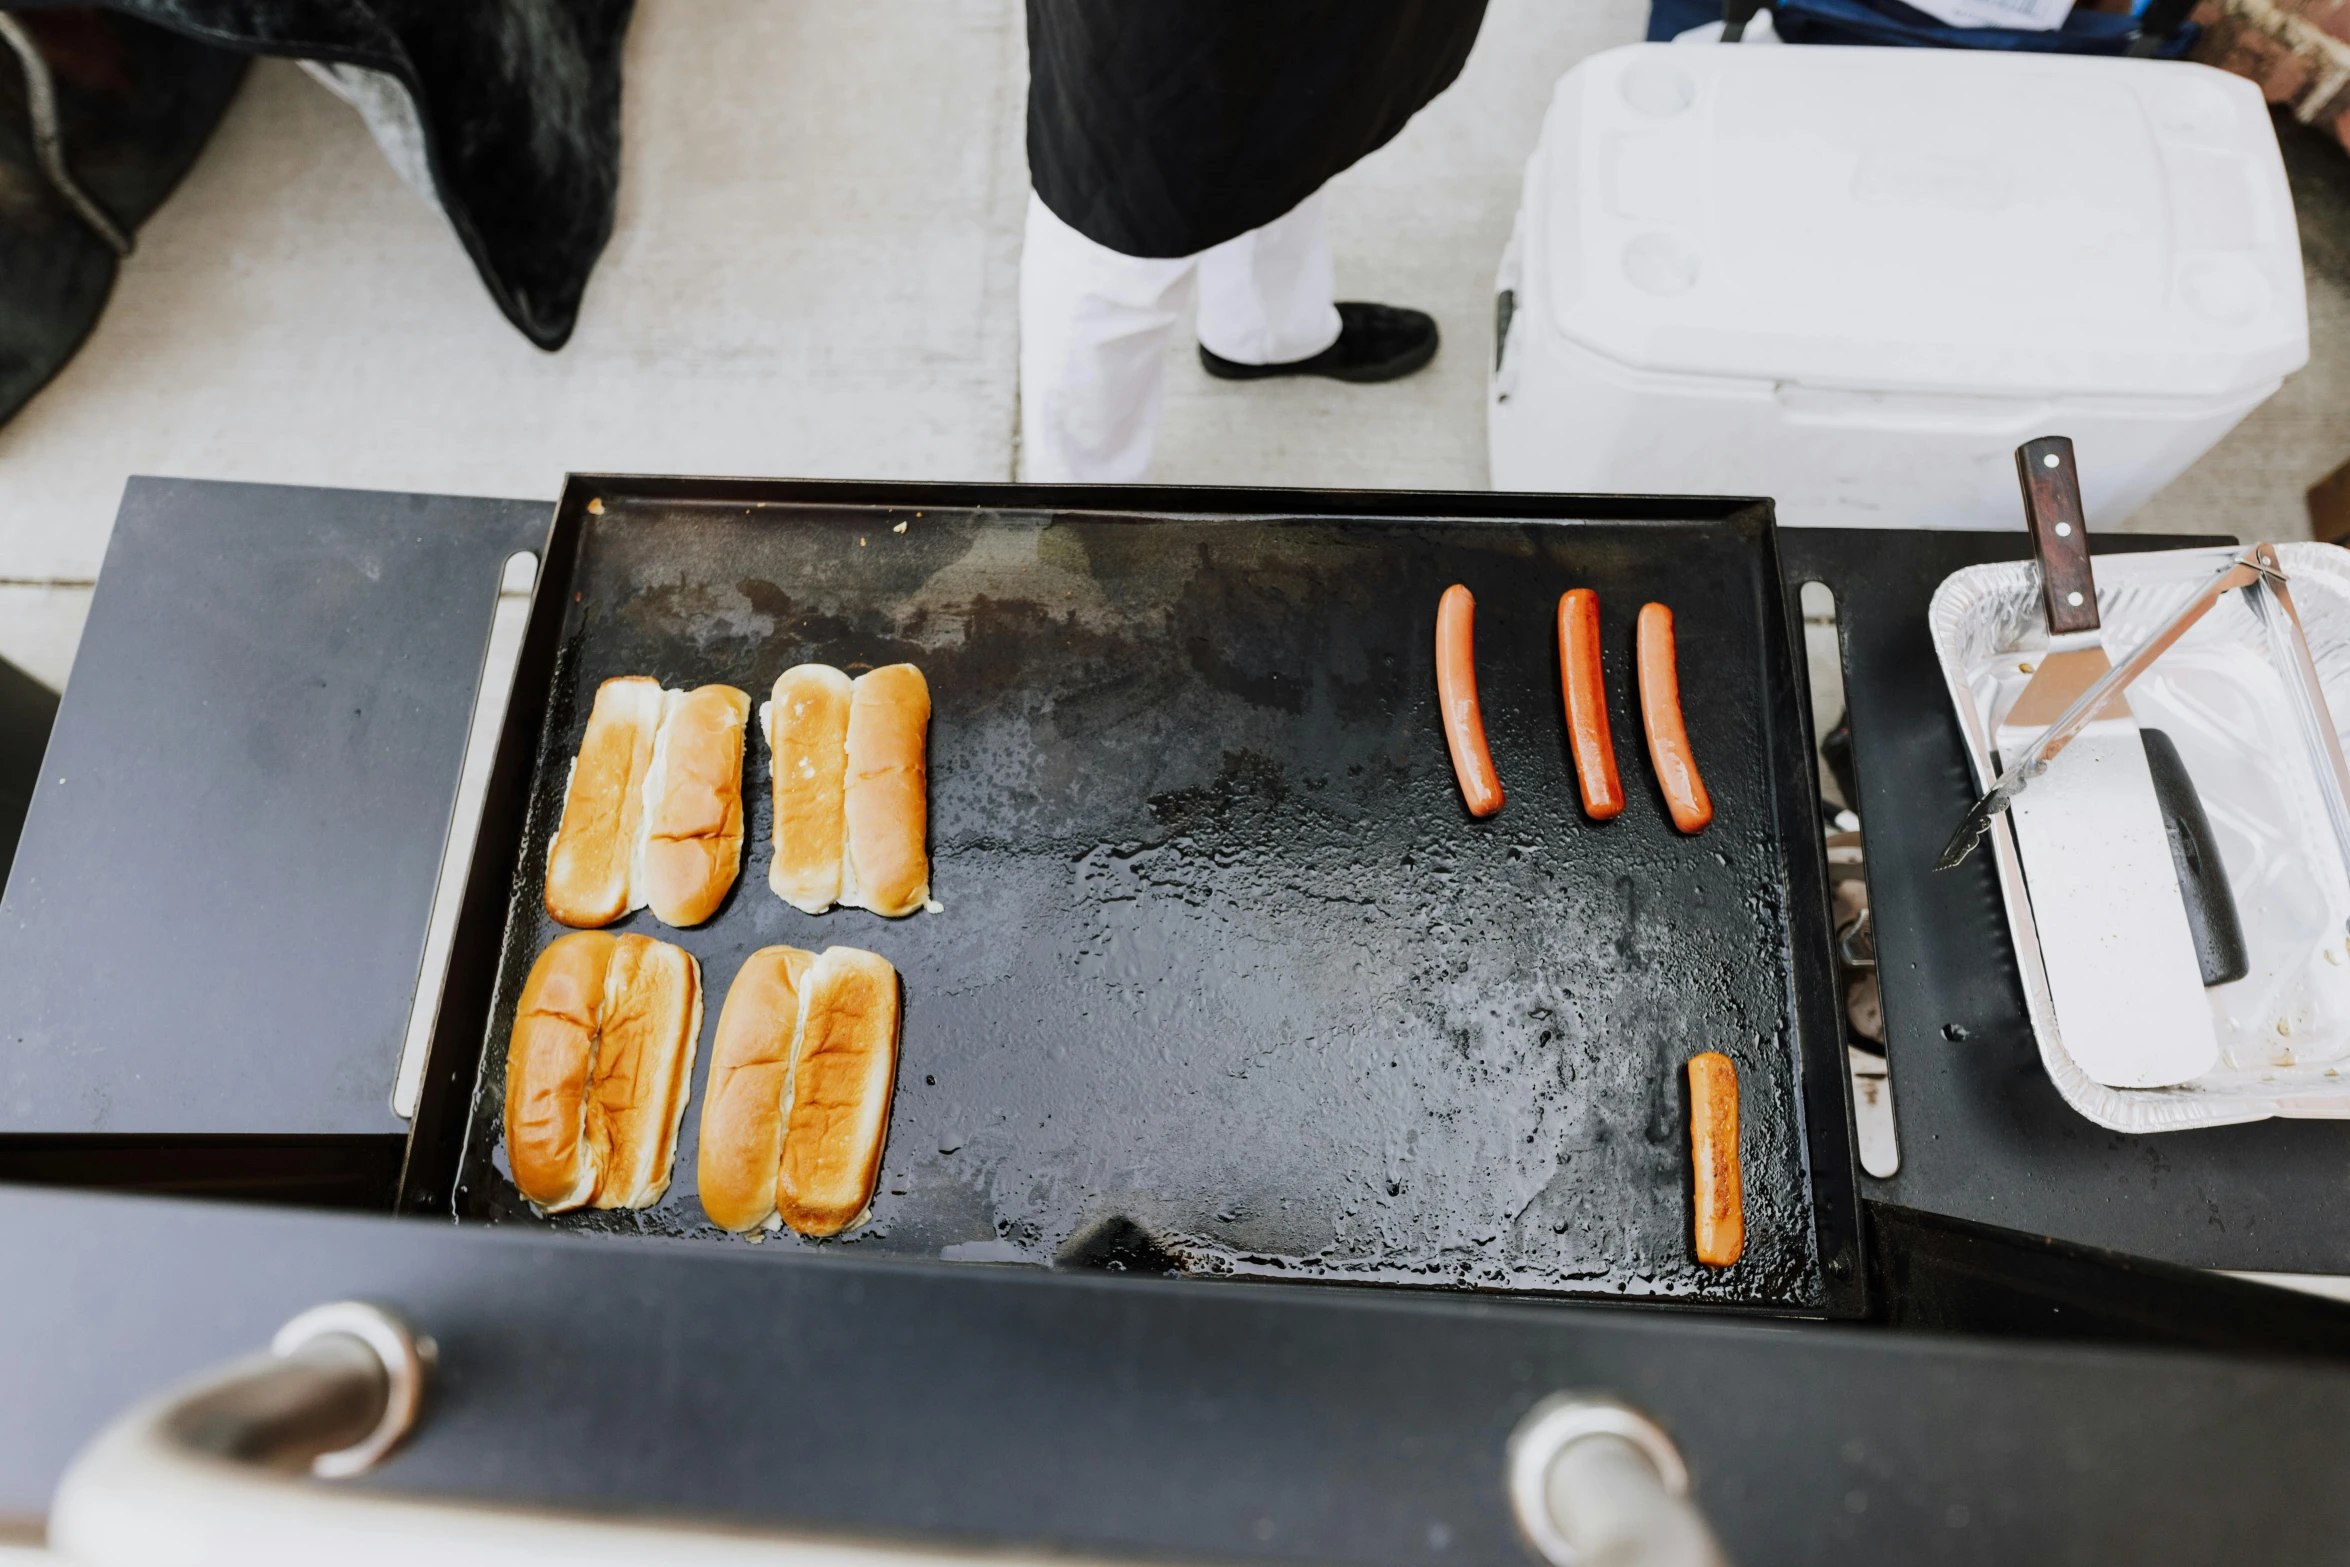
[696,946,815,1233]
[841,665,930,917]
[639,685,750,927]
[504,932,618,1212]
[766,666,852,913]
[589,934,702,1209]
[544,678,662,927]
[777,947,901,1236]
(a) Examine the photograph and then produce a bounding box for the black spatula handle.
[2142,727,2250,987]
[2018,435,2099,636]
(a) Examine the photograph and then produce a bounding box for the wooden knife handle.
[2017,435,2099,635]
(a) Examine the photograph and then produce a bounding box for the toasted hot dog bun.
[504,932,619,1212]
[504,931,700,1213]
[777,946,901,1236]
[696,945,817,1233]
[1688,1051,1744,1268]
[637,684,750,927]
[545,678,662,927]
[841,665,931,917]
[766,667,852,914]
[588,934,703,1209]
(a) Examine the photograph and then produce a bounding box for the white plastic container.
[1488,46,2309,528]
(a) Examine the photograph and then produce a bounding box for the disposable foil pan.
[1930,543,2350,1133]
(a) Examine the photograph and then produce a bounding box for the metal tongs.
[1937,544,2350,886]
[2244,544,2350,937]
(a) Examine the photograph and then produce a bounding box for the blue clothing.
[1646,0,2195,55]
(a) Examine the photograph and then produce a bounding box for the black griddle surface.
[449,489,1848,1310]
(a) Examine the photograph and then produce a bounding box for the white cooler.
[1487,45,2309,528]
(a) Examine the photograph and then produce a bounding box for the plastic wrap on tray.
[1930,544,2350,1132]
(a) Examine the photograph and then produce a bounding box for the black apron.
[1026,0,1490,259]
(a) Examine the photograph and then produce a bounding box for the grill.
[400,477,1859,1315]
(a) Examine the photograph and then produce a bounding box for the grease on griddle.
[456,508,1830,1308]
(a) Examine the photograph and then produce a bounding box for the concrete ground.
[0,0,2346,689]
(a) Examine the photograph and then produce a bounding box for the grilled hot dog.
[1557,589,1623,821]
[1687,1050,1744,1268]
[1636,603,1712,834]
[1435,584,1504,818]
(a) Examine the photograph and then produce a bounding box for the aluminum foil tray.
[1931,543,2350,1132]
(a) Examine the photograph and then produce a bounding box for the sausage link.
[1556,589,1623,820]
[1687,1051,1744,1268]
[1435,584,1504,818]
[1637,602,1713,833]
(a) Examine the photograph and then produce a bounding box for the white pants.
[1018,189,1343,483]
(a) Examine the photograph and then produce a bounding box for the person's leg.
[1018,192,1196,483]
[1192,190,1440,385]
[1193,190,1343,367]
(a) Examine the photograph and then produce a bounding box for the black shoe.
[1198,301,1439,384]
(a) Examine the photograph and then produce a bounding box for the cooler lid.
[1535,47,2308,398]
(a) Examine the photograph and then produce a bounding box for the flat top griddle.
[426,480,1856,1314]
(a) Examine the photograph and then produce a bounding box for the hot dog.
[1435,584,1504,818]
[1556,589,1623,821]
[1687,1051,1744,1268]
[1636,603,1713,834]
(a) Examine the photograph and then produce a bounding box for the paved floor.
[0,0,2344,689]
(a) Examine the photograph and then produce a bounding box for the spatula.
[1988,437,2220,1088]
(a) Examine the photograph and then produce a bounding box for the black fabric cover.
[56,0,636,350]
[0,10,247,429]
[1026,0,1488,259]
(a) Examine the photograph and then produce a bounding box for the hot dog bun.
[545,678,748,928]
[696,945,816,1233]
[777,946,901,1236]
[637,684,751,926]
[504,931,700,1213]
[841,665,931,917]
[590,934,703,1209]
[766,666,852,914]
[504,931,618,1212]
[545,678,662,927]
